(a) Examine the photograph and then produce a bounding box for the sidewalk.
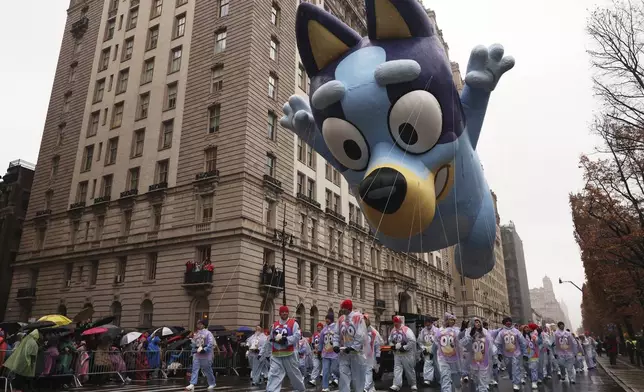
[596,355,644,392]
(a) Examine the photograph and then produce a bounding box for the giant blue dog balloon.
[280,0,515,279]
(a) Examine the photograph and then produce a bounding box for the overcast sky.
[0,0,607,330]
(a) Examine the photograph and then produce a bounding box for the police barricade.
[161,350,238,378]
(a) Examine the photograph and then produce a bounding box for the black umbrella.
[208,324,226,332]
[168,338,190,351]
[22,321,56,331]
[0,322,22,336]
[72,307,95,323]
[90,316,115,328]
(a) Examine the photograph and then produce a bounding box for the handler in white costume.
[364,313,383,392]
[245,325,266,386]
[460,317,494,392]
[264,305,306,392]
[388,315,418,391]
[332,299,370,392]
[418,317,439,386]
[434,312,463,392]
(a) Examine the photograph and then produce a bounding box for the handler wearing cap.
[185,319,217,391]
[333,299,370,392]
[264,305,306,392]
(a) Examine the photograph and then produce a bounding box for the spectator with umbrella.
[147,330,162,378]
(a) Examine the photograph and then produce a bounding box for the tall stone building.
[0,160,35,321]
[501,221,532,323]
[530,276,572,327]
[452,190,511,327]
[5,0,457,330]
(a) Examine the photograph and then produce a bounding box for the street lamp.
[272,205,294,306]
[558,277,583,292]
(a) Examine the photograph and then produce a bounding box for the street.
[64,366,627,392]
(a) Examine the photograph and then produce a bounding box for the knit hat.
[528,323,539,331]
[502,317,512,325]
[316,322,324,328]
[340,299,353,311]
[325,313,334,322]
[279,305,289,314]
[393,316,402,324]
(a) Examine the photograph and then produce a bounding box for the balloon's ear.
[365,0,434,40]
[296,2,362,77]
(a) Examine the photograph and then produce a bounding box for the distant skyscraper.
[500,222,532,323]
[530,276,572,327]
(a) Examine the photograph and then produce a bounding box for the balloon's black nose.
[358,167,407,214]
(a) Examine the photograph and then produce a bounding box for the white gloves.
[374,364,380,373]
[395,342,401,350]
[275,333,283,342]
[197,346,203,353]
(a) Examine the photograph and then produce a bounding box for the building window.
[122,210,133,235]
[271,4,280,25]
[147,25,160,50]
[88,111,100,137]
[176,0,188,6]
[127,167,140,190]
[116,68,129,94]
[137,93,150,119]
[310,263,318,289]
[173,13,186,38]
[132,129,145,157]
[142,58,155,84]
[122,37,134,61]
[327,268,334,291]
[156,159,169,183]
[95,215,105,239]
[197,245,211,262]
[76,181,88,203]
[210,65,223,92]
[297,138,305,162]
[141,299,154,327]
[337,272,344,294]
[265,153,276,177]
[208,105,220,133]
[201,194,214,222]
[265,200,276,228]
[267,111,277,140]
[160,119,173,149]
[165,83,178,109]
[63,93,71,113]
[106,137,119,165]
[297,259,305,285]
[89,260,99,285]
[105,19,115,40]
[113,44,119,60]
[270,38,279,60]
[300,214,307,238]
[82,145,94,172]
[215,30,227,53]
[69,63,77,83]
[297,172,305,194]
[205,147,217,171]
[152,205,162,231]
[100,48,110,71]
[51,156,60,179]
[325,189,332,209]
[268,74,277,98]
[306,145,314,168]
[151,0,163,18]
[111,102,124,128]
[298,64,307,91]
[74,38,82,55]
[169,46,182,73]
[307,178,315,199]
[146,253,158,280]
[101,175,113,198]
[127,6,139,29]
[219,0,229,17]
[333,194,341,213]
[93,79,105,103]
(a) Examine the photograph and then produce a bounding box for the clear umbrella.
[120,331,142,346]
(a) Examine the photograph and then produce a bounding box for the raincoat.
[460,324,494,391]
[3,329,40,377]
[553,328,578,383]
[433,313,463,392]
[495,326,527,387]
[388,323,417,390]
[57,339,76,374]
[0,330,7,367]
[334,311,370,392]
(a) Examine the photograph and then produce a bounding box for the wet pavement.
[64,365,630,392]
[596,355,644,392]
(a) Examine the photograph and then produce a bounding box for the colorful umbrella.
[82,324,120,336]
[38,315,72,326]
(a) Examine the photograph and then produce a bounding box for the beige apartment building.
[452,191,511,328]
[5,0,459,331]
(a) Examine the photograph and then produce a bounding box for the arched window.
[110,301,122,326]
[57,304,67,316]
[398,292,411,314]
[260,298,274,330]
[295,304,305,330]
[192,298,210,329]
[309,306,319,333]
[140,299,154,328]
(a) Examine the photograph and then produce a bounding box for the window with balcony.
[169,46,182,73]
[93,79,105,103]
[146,252,158,280]
[147,25,159,50]
[151,0,163,18]
[165,82,178,109]
[82,145,94,172]
[270,38,279,60]
[271,4,280,26]
[141,58,155,84]
[127,167,140,191]
[76,181,88,204]
[208,105,221,133]
[173,13,186,38]
[215,30,226,53]
[137,92,150,119]
[155,159,169,184]
[268,74,277,98]
[116,68,129,94]
[265,153,276,177]
[219,0,229,17]
[122,37,134,61]
[127,6,138,29]
[210,65,223,92]
[160,119,173,149]
[111,102,124,128]
[101,175,113,198]
[99,48,110,71]
[204,147,217,171]
[267,111,277,140]
[132,128,145,157]
[106,137,119,165]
